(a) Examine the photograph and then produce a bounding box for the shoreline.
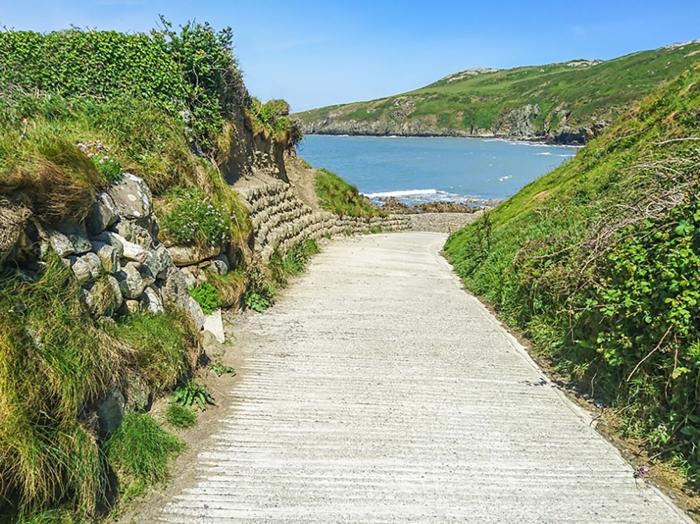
[299,131,587,147]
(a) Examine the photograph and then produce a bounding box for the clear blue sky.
[1,1,698,111]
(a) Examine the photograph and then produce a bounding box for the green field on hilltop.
[297,42,700,142]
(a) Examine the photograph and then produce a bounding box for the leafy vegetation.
[172,380,215,410]
[297,42,700,142]
[103,413,183,502]
[206,269,246,308]
[444,66,700,481]
[159,187,231,247]
[210,360,236,377]
[314,168,381,217]
[164,402,197,429]
[248,98,302,147]
[189,282,221,315]
[243,265,275,312]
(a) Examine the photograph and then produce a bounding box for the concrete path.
[159,232,689,523]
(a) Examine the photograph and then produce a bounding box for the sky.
[1,1,699,112]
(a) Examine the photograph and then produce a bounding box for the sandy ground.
[131,232,690,523]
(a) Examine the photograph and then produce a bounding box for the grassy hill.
[296,41,700,144]
[444,64,700,482]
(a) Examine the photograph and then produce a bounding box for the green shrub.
[103,413,183,501]
[189,282,221,314]
[160,187,231,247]
[314,168,381,218]
[172,380,214,410]
[164,403,197,429]
[243,265,274,312]
[91,155,123,184]
[243,290,272,313]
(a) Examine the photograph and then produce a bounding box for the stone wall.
[238,182,409,260]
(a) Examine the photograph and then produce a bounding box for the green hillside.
[296,42,700,143]
[444,65,700,479]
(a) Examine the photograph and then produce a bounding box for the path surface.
[159,232,689,523]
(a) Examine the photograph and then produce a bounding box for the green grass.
[444,65,700,481]
[314,168,381,217]
[159,186,232,247]
[103,413,183,502]
[297,42,700,141]
[0,254,116,518]
[106,310,197,392]
[164,403,197,429]
[205,269,247,308]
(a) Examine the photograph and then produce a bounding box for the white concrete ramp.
[159,232,688,523]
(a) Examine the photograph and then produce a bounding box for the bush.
[189,282,221,315]
[103,414,183,501]
[160,187,231,247]
[172,380,214,410]
[314,168,381,218]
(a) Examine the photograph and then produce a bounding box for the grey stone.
[168,244,222,266]
[106,172,152,220]
[151,244,173,279]
[124,299,141,314]
[69,252,102,284]
[91,241,120,273]
[98,231,148,264]
[115,262,147,299]
[201,254,229,275]
[56,223,92,255]
[92,231,124,259]
[86,192,120,236]
[96,388,125,438]
[203,309,225,343]
[184,295,206,329]
[159,266,190,306]
[180,267,198,289]
[47,229,75,257]
[113,220,152,248]
[142,286,165,314]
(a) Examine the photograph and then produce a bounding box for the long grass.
[313,168,380,218]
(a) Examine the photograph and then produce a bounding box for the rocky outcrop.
[239,182,409,261]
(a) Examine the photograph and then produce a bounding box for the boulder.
[201,253,229,275]
[91,241,120,273]
[184,295,206,329]
[115,262,148,299]
[91,231,124,259]
[147,244,172,279]
[124,299,141,314]
[96,388,125,438]
[69,252,102,284]
[168,244,223,266]
[55,223,92,255]
[158,267,205,328]
[106,173,152,220]
[112,220,152,248]
[179,267,198,289]
[97,231,149,264]
[124,374,151,412]
[47,229,75,257]
[86,192,120,236]
[203,309,225,343]
[142,286,165,314]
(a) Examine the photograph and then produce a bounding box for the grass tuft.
[103,413,183,502]
[164,403,197,429]
[314,168,381,218]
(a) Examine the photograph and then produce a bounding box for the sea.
[297,135,579,205]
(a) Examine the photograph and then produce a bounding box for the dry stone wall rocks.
[239,181,409,260]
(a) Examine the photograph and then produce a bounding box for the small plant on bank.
[160,187,230,246]
[210,360,236,377]
[189,282,220,314]
[103,413,183,502]
[164,402,197,429]
[92,155,123,184]
[172,380,215,410]
[243,265,274,312]
[369,225,383,234]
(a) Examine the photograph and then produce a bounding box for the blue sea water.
[297,135,578,204]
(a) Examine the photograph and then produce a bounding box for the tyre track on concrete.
[158,232,690,523]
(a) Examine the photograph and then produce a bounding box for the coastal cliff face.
[296,42,700,144]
